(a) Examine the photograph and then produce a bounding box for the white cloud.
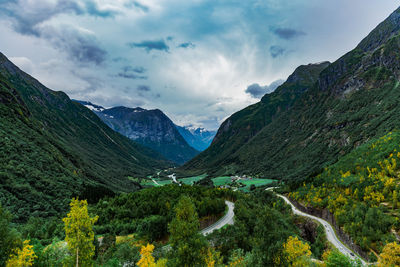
[9,56,34,75]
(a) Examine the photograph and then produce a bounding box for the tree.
[6,240,37,267]
[251,207,296,266]
[168,195,207,266]
[137,243,167,267]
[323,249,359,267]
[283,236,312,266]
[227,249,247,267]
[137,243,156,267]
[63,198,98,267]
[393,190,398,209]
[204,247,223,267]
[378,242,400,267]
[0,205,21,266]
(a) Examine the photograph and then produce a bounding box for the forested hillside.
[0,52,170,221]
[182,7,400,183]
[291,130,400,259]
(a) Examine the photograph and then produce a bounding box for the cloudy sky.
[0,0,398,130]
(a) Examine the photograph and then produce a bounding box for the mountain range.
[181,6,400,183]
[74,101,216,164]
[0,52,171,221]
[175,125,217,152]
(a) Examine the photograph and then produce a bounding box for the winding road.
[276,193,366,265]
[201,200,235,235]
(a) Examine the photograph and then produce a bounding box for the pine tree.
[63,198,98,267]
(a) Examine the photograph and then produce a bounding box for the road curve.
[201,200,234,235]
[276,193,366,265]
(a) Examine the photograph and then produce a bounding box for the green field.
[180,174,208,185]
[130,177,172,187]
[211,176,275,191]
[138,174,274,190]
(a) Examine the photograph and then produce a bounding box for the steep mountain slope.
[181,61,330,176]
[182,6,400,181]
[75,101,199,165]
[175,125,216,151]
[0,52,170,221]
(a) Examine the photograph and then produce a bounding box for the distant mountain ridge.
[0,52,170,221]
[75,100,199,165]
[175,125,216,151]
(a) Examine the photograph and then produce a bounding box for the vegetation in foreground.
[2,183,385,266]
[291,131,400,260]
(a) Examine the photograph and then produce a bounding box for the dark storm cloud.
[272,27,306,40]
[117,73,147,79]
[128,39,170,52]
[0,0,113,64]
[117,66,147,79]
[123,66,146,74]
[41,25,107,65]
[270,45,286,58]
[177,42,195,49]
[137,85,151,92]
[245,79,284,98]
[0,0,117,36]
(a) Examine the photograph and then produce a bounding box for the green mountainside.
[181,7,400,182]
[0,52,170,221]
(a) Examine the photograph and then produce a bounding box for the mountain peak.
[76,101,199,164]
[357,6,400,52]
[285,61,330,84]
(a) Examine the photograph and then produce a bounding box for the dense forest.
[2,183,384,266]
[290,131,400,260]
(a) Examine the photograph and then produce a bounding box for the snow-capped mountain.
[175,125,216,151]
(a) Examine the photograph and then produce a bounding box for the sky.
[0,1,398,130]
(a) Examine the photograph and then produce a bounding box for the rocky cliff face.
[76,101,199,165]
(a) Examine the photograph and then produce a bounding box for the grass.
[240,178,276,192]
[139,174,275,191]
[179,174,208,185]
[139,178,172,187]
[211,176,275,191]
[141,174,208,187]
[211,176,232,186]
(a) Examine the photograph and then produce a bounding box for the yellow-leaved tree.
[137,243,167,267]
[378,242,400,267]
[283,236,312,267]
[6,240,37,267]
[63,198,98,267]
[204,247,223,267]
